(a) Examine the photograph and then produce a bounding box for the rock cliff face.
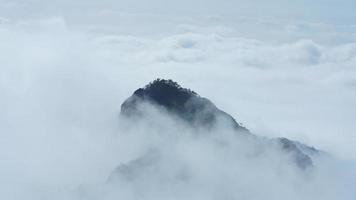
[113,79,318,181]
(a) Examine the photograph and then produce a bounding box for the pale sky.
[1,0,356,23]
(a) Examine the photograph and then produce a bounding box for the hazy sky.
[1,0,356,22]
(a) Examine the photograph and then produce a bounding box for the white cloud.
[0,3,356,199]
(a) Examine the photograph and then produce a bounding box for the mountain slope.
[112,79,318,182]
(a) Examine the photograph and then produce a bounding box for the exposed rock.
[278,137,315,170]
[114,79,318,180]
[121,79,248,132]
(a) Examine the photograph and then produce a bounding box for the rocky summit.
[116,79,318,178]
[121,79,248,132]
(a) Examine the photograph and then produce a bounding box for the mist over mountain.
[98,79,353,200]
[113,79,316,181]
[121,79,248,131]
[1,0,356,199]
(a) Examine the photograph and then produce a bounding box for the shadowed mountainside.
[121,79,248,132]
[113,79,318,181]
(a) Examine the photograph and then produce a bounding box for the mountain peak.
[119,79,318,170]
[133,79,198,110]
[121,79,247,131]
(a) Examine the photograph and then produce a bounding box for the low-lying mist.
[1,79,355,199]
[4,101,354,200]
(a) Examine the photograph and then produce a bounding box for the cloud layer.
[0,2,356,199]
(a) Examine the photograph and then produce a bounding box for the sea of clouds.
[0,0,356,199]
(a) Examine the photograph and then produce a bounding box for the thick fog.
[1,0,356,199]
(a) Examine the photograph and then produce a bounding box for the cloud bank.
[0,1,356,199]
